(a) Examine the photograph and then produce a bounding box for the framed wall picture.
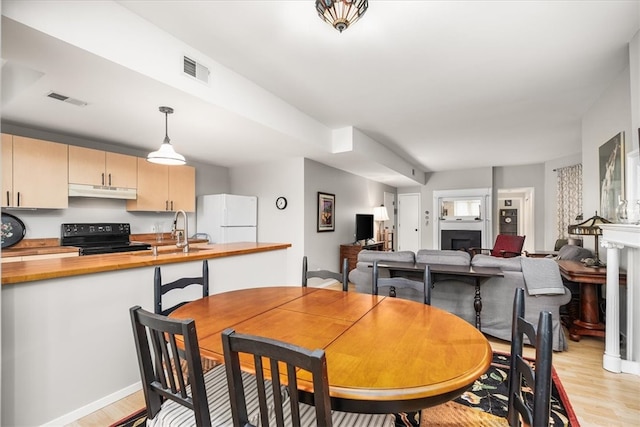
[599,132,625,221]
[317,192,335,232]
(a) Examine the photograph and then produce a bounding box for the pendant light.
[147,106,186,166]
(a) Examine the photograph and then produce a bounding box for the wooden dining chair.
[420,289,552,426]
[508,287,553,427]
[154,260,209,316]
[130,306,280,427]
[302,255,349,291]
[221,328,396,427]
[372,260,431,305]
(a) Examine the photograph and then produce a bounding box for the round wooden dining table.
[170,286,492,414]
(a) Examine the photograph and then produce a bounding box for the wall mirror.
[440,198,482,220]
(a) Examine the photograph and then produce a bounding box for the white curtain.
[556,164,583,239]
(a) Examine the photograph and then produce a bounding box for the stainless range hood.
[68,183,137,200]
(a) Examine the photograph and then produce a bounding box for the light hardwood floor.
[68,333,639,427]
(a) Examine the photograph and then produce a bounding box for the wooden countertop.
[1,242,291,285]
[1,235,208,257]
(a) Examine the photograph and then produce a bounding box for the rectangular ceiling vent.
[183,56,209,84]
[46,91,88,107]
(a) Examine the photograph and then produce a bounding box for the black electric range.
[61,223,151,255]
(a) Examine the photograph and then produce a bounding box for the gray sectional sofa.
[348,249,572,351]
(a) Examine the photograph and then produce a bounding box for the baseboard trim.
[41,382,142,427]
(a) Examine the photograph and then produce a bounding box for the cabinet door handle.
[101,173,105,186]
[6,191,10,206]
[17,192,21,206]
[170,201,174,211]
[108,173,112,186]
[165,200,169,211]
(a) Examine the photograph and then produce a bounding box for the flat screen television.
[355,214,374,242]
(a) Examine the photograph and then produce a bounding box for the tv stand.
[340,242,384,273]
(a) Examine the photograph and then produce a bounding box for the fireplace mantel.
[601,224,640,375]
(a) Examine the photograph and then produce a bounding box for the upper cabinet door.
[2,134,14,207]
[105,152,137,188]
[69,146,137,189]
[127,158,169,211]
[12,136,68,208]
[69,146,105,186]
[127,159,195,212]
[168,165,195,212]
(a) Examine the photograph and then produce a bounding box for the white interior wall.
[582,66,632,258]
[229,158,305,285]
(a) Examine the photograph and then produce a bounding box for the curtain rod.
[553,163,582,172]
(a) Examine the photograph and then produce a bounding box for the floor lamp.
[373,206,390,242]
[567,211,611,266]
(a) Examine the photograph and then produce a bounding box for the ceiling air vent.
[46,91,88,107]
[183,56,209,84]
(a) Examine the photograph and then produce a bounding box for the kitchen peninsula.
[1,241,290,285]
[1,240,291,426]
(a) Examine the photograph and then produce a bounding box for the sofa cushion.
[471,254,522,271]
[356,250,415,263]
[556,244,593,261]
[416,249,470,266]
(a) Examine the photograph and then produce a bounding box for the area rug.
[395,352,580,427]
[109,352,579,427]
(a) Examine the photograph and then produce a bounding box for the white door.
[398,193,421,252]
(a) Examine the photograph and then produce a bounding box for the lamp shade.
[147,106,186,166]
[373,206,390,222]
[147,138,186,166]
[567,211,611,236]
[315,0,368,33]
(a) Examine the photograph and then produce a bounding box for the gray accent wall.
[303,159,396,274]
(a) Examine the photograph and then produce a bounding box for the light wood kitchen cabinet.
[127,158,195,212]
[68,146,137,188]
[2,134,13,207]
[1,134,68,208]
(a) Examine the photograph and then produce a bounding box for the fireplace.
[441,230,481,251]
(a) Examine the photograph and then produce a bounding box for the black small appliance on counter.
[61,223,151,255]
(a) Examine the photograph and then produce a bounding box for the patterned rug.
[394,352,579,427]
[110,352,579,427]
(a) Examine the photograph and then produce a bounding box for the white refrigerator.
[196,194,258,243]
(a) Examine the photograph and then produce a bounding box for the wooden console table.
[340,242,384,273]
[557,260,626,341]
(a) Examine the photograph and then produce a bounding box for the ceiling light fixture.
[147,106,186,166]
[315,0,368,33]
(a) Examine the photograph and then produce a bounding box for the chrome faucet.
[172,210,190,253]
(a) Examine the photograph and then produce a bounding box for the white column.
[600,224,640,376]
[602,240,624,372]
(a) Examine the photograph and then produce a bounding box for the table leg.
[474,280,482,330]
[569,282,605,341]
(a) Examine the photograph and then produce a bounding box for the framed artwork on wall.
[599,132,625,221]
[317,192,335,232]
